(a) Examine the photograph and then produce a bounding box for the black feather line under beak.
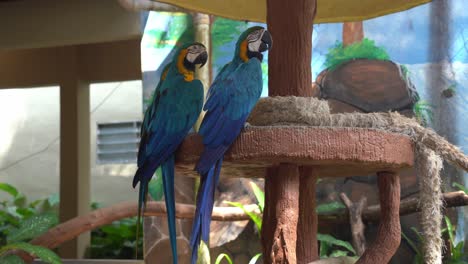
[195,51,208,68]
[260,30,273,52]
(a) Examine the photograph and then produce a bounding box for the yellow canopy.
[158,0,431,23]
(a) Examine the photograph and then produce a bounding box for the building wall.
[0,81,142,206]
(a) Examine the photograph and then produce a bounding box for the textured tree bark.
[356,171,401,264]
[262,164,300,264]
[297,167,319,264]
[340,193,367,256]
[342,22,364,46]
[267,0,316,97]
[265,1,317,262]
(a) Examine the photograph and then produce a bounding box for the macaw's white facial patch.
[247,29,265,52]
[186,44,206,63]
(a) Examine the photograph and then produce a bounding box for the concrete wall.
[0,81,142,206]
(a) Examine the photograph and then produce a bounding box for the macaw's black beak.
[195,50,208,68]
[259,30,273,52]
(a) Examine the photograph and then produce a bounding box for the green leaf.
[452,241,464,260]
[401,230,421,255]
[0,183,19,198]
[316,202,345,214]
[248,253,262,264]
[225,201,262,233]
[317,234,356,255]
[13,194,26,208]
[249,182,264,213]
[444,216,455,246]
[319,239,330,258]
[47,193,60,207]
[410,227,424,243]
[324,38,390,71]
[0,243,61,264]
[329,249,350,257]
[452,182,468,194]
[197,240,211,264]
[148,167,163,201]
[0,254,25,264]
[7,213,58,243]
[214,253,233,264]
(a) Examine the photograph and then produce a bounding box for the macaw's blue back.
[133,42,207,264]
[190,27,272,264]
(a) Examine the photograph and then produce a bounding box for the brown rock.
[320,59,418,112]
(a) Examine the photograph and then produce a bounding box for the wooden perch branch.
[27,191,467,254]
[30,201,259,250]
[340,193,367,256]
[321,191,468,223]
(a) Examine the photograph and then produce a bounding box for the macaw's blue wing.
[196,58,263,174]
[134,74,204,263]
[190,58,263,264]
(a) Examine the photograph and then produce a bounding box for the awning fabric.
[157,0,432,23]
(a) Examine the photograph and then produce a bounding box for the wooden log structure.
[24,190,467,260]
[177,126,412,264]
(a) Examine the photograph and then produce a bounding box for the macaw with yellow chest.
[190,26,272,264]
[133,42,207,264]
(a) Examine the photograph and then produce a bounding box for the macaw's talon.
[243,122,252,130]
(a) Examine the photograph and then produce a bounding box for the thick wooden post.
[262,164,300,263]
[342,22,364,46]
[297,167,319,263]
[193,12,211,133]
[58,46,91,258]
[265,0,317,263]
[357,172,401,264]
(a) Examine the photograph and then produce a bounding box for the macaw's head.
[236,26,273,62]
[174,42,208,81]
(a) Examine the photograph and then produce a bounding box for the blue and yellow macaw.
[190,26,272,264]
[133,42,207,264]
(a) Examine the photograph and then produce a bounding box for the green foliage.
[318,234,356,258]
[316,201,346,214]
[7,213,58,243]
[403,218,468,264]
[225,201,262,234]
[0,242,61,264]
[0,183,59,247]
[400,64,411,80]
[452,182,468,194]
[249,182,264,213]
[324,38,390,71]
[214,253,233,264]
[413,100,433,127]
[144,13,194,49]
[212,18,248,70]
[0,183,61,263]
[88,208,143,259]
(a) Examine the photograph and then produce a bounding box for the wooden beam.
[0,39,141,89]
[58,46,91,259]
[0,0,141,51]
[78,39,142,83]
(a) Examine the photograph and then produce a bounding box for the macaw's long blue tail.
[190,158,223,264]
[162,155,178,264]
[134,166,150,259]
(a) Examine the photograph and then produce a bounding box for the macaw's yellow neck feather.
[177,49,194,82]
[239,40,249,62]
[161,66,170,81]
